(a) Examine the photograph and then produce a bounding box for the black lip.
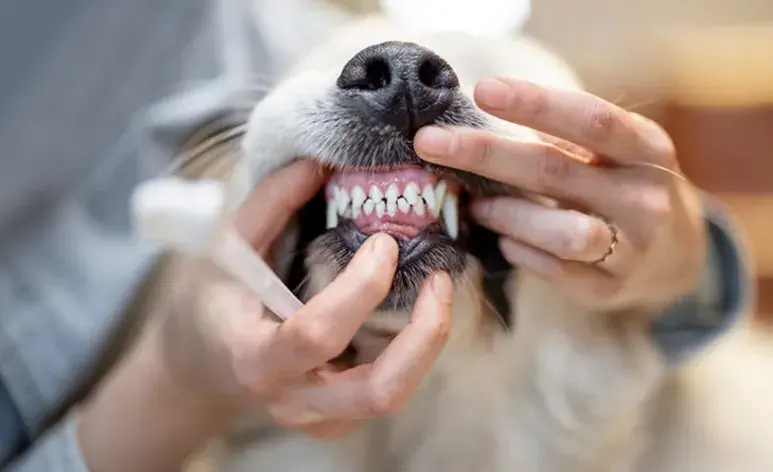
[332,219,453,267]
[306,218,466,311]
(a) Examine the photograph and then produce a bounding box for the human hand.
[159,160,453,439]
[414,77,706,313]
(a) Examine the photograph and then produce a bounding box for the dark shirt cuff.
[650,200,753,366]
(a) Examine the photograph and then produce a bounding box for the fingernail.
[368,233,394,254]
[475,78,510,110]
[414,126,453,158]
[431,272,453,298]
[297,410,326,425]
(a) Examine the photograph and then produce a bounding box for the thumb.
[233,159,327,253]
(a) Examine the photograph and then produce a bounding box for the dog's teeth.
[386,184,398,205]
[336,188,350,215]
[369,185,383,202]
[397,196,410,214]
[363,198,375,216]
[404,182,420,205]
[413,198,426,216]
[375,200,386,217]
[386,198,397,217]
[422,183,437,216]
[434,181,447,209]
[326,201,338,229]
[442,193,458,239]
[351,186,366,210]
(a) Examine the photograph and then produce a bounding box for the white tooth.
[387,198,397,216]
[386,184,399,205]
[326,201,338,229]
[413,198,426,216]
[363,198,375,216]
[422,183,437,216]
[404,182,420,205]
[375,200,386,217]
[369,185,384,202]
[442,193,459,239]
[434,181,447,210]
[351,186,366,210]
[397,197,410,214]
[336,188,350,215]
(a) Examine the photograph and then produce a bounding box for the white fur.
[188,8,773,472]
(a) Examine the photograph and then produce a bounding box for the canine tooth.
[375,200,386,217]
[336,188,350,215]
[326,201,338,229]
[434,181,447,209]
[413,198,426,216]
[422,184,437,216]
[442,193,458,239]
[369,185,384,202]
[351,186,366,210]
[397,197,410,214]
[404,182,420,205]
[363,198,375,216]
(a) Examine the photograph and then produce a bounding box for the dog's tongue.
[326,167,454,240]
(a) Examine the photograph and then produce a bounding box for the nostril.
[337,57,391,91]
[418,57,459,90]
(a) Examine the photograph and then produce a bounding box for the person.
[0,1,750,471]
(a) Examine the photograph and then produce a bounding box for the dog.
[167,7,773,472]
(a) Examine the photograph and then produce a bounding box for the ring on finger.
[590,215,619,267]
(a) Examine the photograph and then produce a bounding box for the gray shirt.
[0,1,752,470]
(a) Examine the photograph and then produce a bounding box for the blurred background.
[330,0,773,320]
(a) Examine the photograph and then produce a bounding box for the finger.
[472,77,676,167]
[297,420,364,440]
[269,272,453,420]
[471,197,629,268]
[415,125,618,212]
[498,238,622,305]
[234,159,327,252]
[363,271,453,412]
[260,234,399,380]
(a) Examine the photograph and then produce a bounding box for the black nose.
[336,41,459,139]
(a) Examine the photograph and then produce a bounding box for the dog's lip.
[331,220,452,266]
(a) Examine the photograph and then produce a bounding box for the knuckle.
[367,383,405,416]
[534,147,573,193]
[636,187,672,222]
[292,323,346,361]
[584,104,616,144]
[464,133,494,170]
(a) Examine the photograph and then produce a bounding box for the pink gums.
[326,166,457,240]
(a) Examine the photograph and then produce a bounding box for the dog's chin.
[307,221,467,311]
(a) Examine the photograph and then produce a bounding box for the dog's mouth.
[326,165,460,245]
[297,163,468,311]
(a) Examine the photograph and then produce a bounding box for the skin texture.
[77,160,454,471]
[414,77,706,313]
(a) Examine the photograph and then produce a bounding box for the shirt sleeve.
[3,417,87,472]
[649,196,754,366]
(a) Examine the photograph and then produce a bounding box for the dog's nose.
[337,41,459,138]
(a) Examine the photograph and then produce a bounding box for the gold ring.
[592,216,619,266]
